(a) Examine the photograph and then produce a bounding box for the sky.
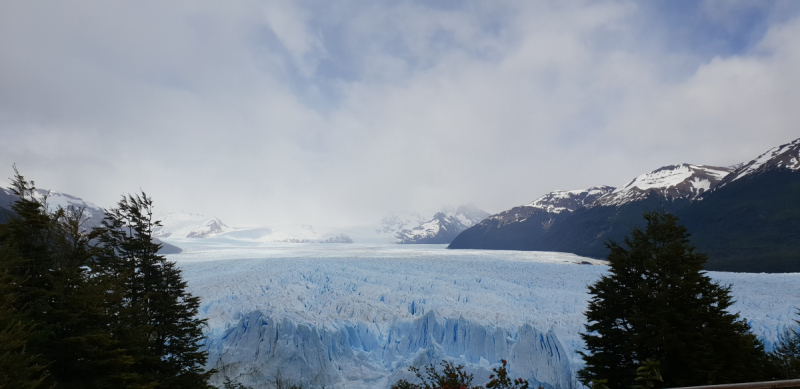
[1,0,800,227]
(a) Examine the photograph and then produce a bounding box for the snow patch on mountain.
[593,164,731,207]
[716,138,800,189]
[525,186,615,214]
[484,186,615,228]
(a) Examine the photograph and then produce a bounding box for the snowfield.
[166,241,800,389]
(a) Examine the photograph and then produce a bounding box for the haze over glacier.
[166,240,800,389]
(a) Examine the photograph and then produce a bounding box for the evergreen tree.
[578,211,769,389]
[0,241,46,388]
[95,192,212,388]
[0,167,132,388]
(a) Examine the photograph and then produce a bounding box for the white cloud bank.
[0,0,798,226]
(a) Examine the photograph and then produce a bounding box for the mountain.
[448,187,614,250]
[712,139,800,188]
[0,186,107,228]
[677,138,800,272]
[592,164,731,207]
[0,188,17,223]
[449,165,732,258]
[154,212,233,239]
[450,138,800,272]
[375,212,426,237]
[394,203,490,244]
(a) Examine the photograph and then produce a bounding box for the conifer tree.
[0,242,45,388]
[0,167,132,388]
[578,211,769,389]
[95,192,212,388]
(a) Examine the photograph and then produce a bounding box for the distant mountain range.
[154,212,234,239]
[450,138,800,273]
[377,203,490,244]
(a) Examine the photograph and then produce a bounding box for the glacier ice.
[167,241,800,388]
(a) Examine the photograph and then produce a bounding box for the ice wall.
[205,310,572,389]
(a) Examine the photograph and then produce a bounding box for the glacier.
[166,240,800,388]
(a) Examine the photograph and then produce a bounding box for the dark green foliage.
[0,167,133,388]
[485,359,530,389]
[0,168,211,388]
[392,359,530,389]
[0,242,46,388]
[94,192,212,388]
[391,360,481,389]
[222,376,252,389]
[631,359,662,389]
[578,211,769,389]
[770,310,800,378]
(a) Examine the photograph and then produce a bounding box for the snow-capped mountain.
[452,164,734,253]
[394,203,489,244]
[186,218,231,238]
[375,212,426,236]
[450,137,800,272]
[593,164,731,207]
[485,186,615,230]
[527,186,616,213]
[154,212,233,239]
[0,186,106,229]
[713,138,800,190]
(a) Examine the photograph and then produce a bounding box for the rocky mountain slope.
[450,137,800,272]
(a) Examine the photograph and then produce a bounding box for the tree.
[0,241,45,389]
[95,192,212,388]
[578,211,769,389]
[391,359,529,389]
[391,360,481,389]
[770,309,800,378]
[485,360,530,389]
[0,167,130,388]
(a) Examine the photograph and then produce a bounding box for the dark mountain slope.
[450,164,729,257]
[544,194,692,258]
[679,168,800,272]
[449,187,614,250]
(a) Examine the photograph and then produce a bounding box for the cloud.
[0,1,799,226]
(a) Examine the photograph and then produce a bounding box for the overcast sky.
[2,0,800,226]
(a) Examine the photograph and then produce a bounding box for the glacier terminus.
[167,241,800,389]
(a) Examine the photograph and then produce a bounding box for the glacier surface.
[166,241,800,388]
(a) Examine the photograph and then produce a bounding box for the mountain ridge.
[449,137,800,272]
